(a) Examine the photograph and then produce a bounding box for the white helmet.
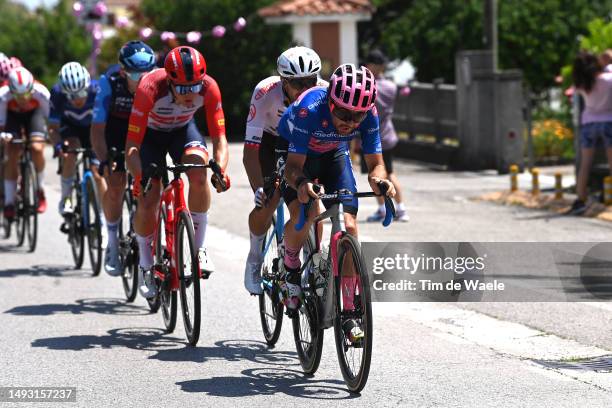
[277,46,321,78]
[59,62,91,94]
[8,67,34,95]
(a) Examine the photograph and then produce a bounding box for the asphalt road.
[1,144,612,407]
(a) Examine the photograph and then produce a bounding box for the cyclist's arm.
[125,82,153,178]
[243,81,270,190]
[278,107,311,189]
[91,75,111,161]
[203,77,228,171]
[48,88,62,145]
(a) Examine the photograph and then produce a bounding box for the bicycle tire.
[85,177,103,276]
[333,233,373,393]
[24,161,38,252]
[259,215,284,346]
[15,171,26,247]
[120,190,138,302]
[176,210,201,346]
[147,203,166,314]
[69,174,85,269]
[292,230,324,374]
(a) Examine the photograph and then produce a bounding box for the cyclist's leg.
[175,120,210,250]
[102,122,127,273]
[245,133,281,293]
[3,112,26,214]
[58,123,81,212]
[27,108,48,212]
[134,128,165,271]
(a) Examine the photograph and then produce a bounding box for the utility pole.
[483,0,498,71]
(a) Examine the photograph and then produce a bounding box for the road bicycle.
[0,136,41,252]
[261,182,394,393]
[58,147,103,275]
[141,160,226,346]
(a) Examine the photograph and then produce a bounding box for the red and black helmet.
[164,46,206,84]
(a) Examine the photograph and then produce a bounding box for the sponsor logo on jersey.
[298,108,308,118]
[131,108,144,117]
[128,124,140,133]
[217,118,225,127]
[255,81,279,101]
[322,119,328,128]
[247,104,256,122]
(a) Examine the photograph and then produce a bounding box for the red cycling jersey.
[127,68,226,145]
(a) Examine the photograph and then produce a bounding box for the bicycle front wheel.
[333,233,373,393]
[24,161,38,252]
[259,215,284,346]
[292,230,324,374]
[120,191,138,302]
[176,210,201,346]
[85,177,102,276]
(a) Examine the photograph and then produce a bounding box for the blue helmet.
[119,41,156,72]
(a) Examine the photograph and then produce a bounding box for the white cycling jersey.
[0,82,50,127]
[244,75,327,148]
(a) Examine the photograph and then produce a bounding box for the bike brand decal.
[247,104,256,122]
[128,124,140,133]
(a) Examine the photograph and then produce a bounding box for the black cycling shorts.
[5,109,47,139]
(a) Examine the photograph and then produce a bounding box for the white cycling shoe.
[138,267,158,299]
[281,280,301,310]
[104,244,122,277]
[198,247,215,278]
[244,260,263,295]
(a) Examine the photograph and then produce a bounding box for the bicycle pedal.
[59,222,70,234]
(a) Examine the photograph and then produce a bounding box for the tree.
[365,0,612,92]
[0,0,90,86]
[138,0,290,138]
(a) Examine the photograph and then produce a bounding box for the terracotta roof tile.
[259,0,373,18]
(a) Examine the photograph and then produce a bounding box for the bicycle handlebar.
[140,160,226,195]
[295,182,396,231]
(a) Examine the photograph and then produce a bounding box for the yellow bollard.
[554,173,563,200]
[509,164,518,192]
[604,176,612,206]
[531,168,540,196]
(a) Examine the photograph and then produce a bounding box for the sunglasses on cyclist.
[283,76,317,90]
[329,102,368,124]
[12,91,32,100]
[66,89,89,100]
[172,82,203,95]
[125,70,147,81]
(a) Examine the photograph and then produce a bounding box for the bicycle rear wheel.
[15,174,26,247]
[120,191,138,302]
[292,230,324,374]
[176,210,201,346]
[24,161,38,252]
[259,215,284,346]
[85,177,102,276]
[333,233,372,393]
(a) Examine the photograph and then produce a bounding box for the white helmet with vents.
[277,46,321,78]
[8,67,34,95]
[58,62,91,94]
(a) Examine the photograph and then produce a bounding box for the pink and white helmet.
[8,67,34,95]
[10,57,22,69]
[328,64,377,112]
[0,55,15,81]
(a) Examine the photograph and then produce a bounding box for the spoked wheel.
[147,203,167,314]
[292,232,323,374]
[69,184,85,270]
[176,211,201,346]
[259,216,284,346]
[120,191,138,302]
[333,234,372,393]
[85,177,103,276]
[15,177,26,247]
[24,161,38,253]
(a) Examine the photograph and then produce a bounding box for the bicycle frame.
[152,176,191,291]
[262,200,285,258]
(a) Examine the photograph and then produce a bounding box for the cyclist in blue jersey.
[91,41,156,276]
[277,64,396,315]
[49,62,105,218]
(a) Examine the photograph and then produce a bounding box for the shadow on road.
[4,298,149,316]
[176,367,356,399]
[32,327,297,366]
[0,264,88,279]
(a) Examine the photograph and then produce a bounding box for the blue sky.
[13,0,59,10]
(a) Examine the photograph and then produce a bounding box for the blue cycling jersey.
[92,64,134,124]
[49,81,98,128]
[278,86,382,156]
